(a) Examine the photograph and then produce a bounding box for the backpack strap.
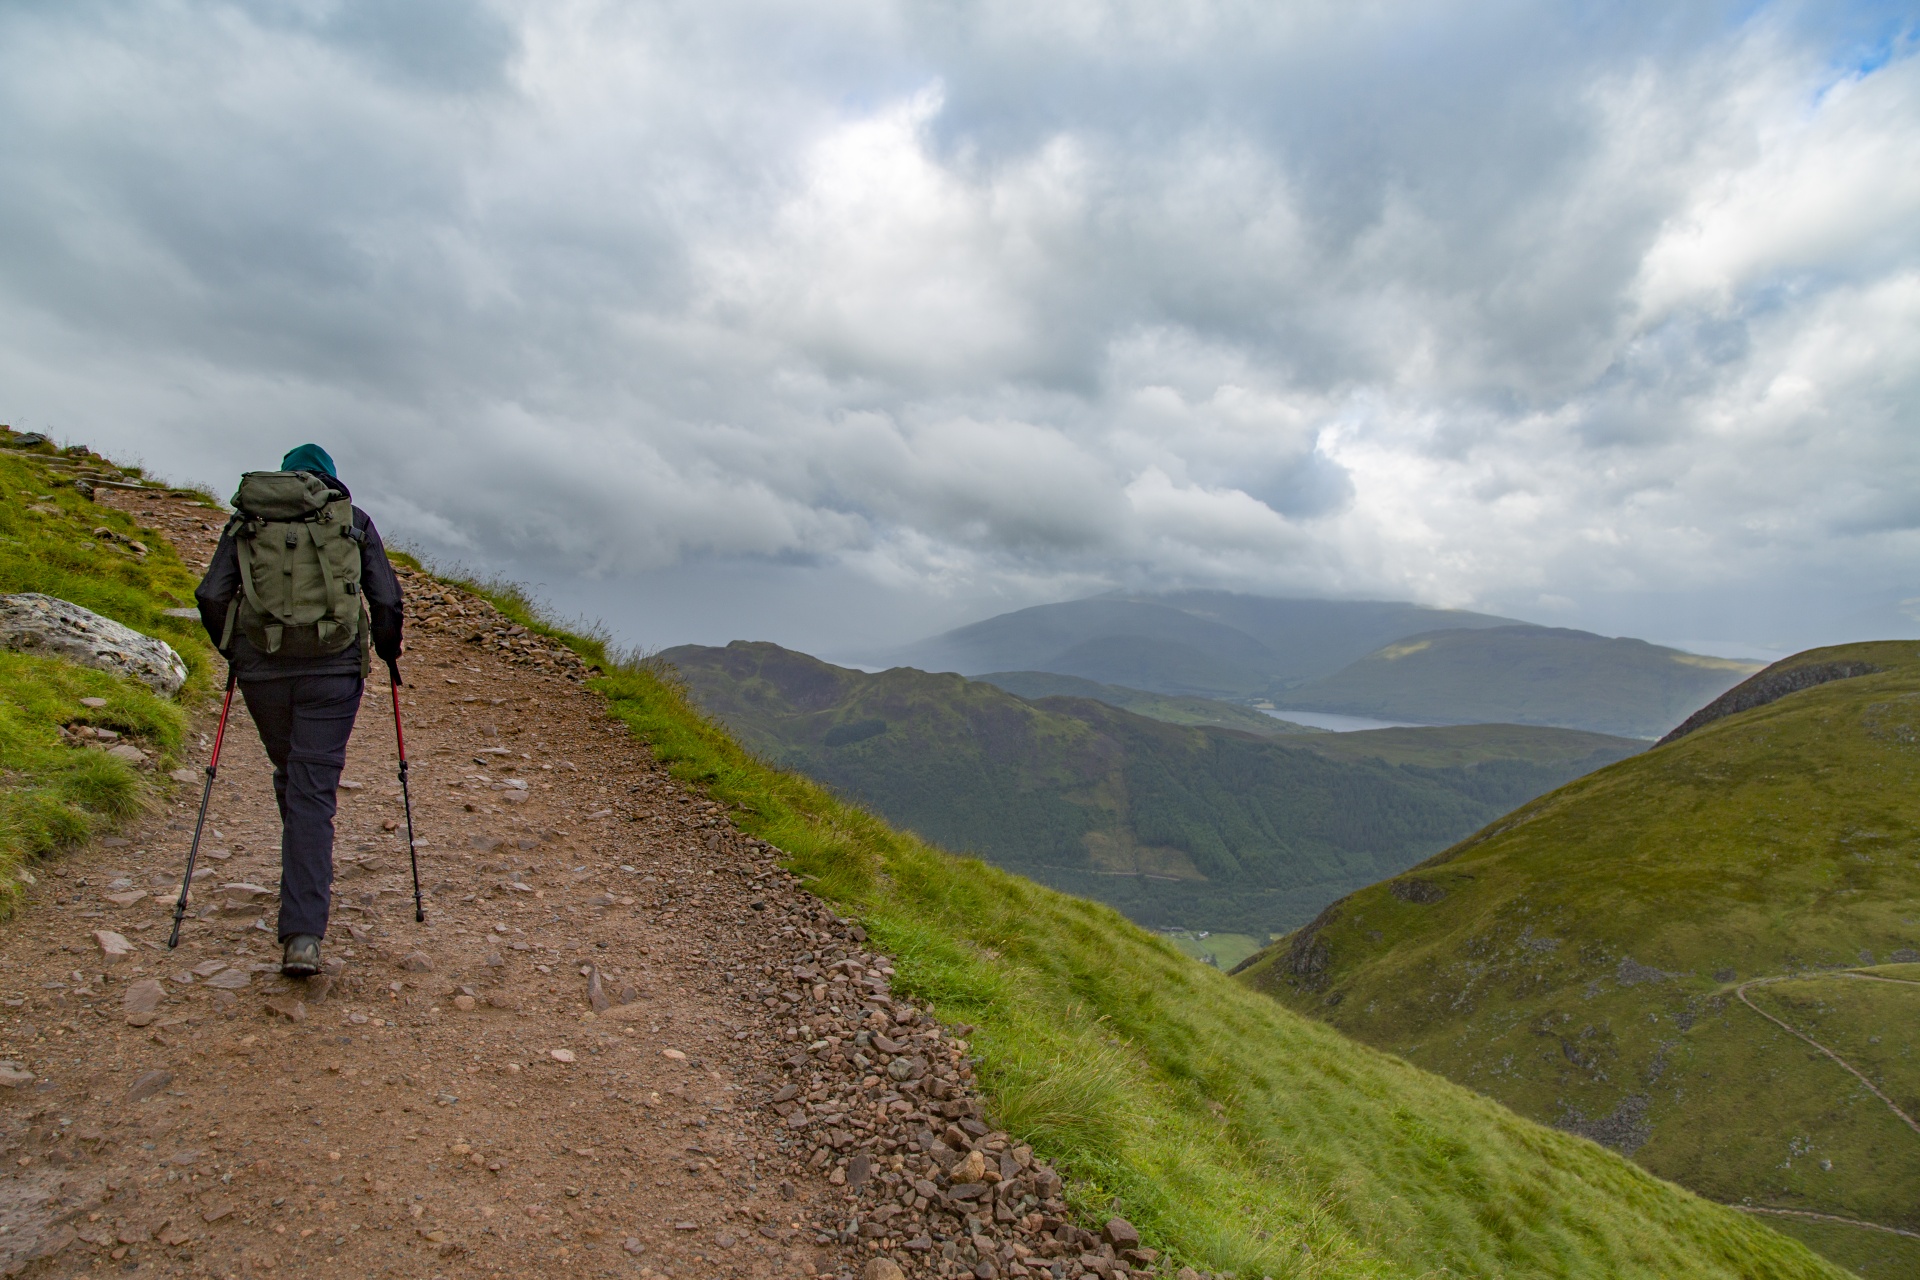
[306,521,341,646]
[231,524,283,653]
[219,598,240,654]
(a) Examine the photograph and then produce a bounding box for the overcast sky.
[2,1,1916,661]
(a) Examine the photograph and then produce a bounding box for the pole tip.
[415,910,425,923]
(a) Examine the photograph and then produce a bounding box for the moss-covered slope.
[1238,641,1920,1274]
[0,433,214,906]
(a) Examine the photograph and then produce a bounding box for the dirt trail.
[0,489,1082,1280]
[1734,977,1920,1139]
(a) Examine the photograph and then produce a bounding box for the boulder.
[0,594,187,695]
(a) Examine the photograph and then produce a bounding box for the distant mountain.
[1282,626,1762,738]
[661,640,1643,936]
[882,591,1517,693]
[1236,642,1920,1276]
[976,671,1316,737]
[1144,590,1523,681]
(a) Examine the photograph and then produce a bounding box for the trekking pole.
[388,659,425,923]
[168,667,239,949]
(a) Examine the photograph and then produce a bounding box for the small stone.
[169,768,198,784]
[306,975,336,1005]
[452,995,477,1012]
[190,959,229,978]
[1177,1270,1201,1280]
[0,1063,35,1088]
[550,1049,576,1063]
[660,1048,687,1061]
[205,968,251,990]
[264,998,306,1022]
[105,744,147,764]
[200,1200,235,1223]
[93,930,136,964]
[339,780,363,791]
[847,1152,873,1188]
[1104,1218,1141,1250]
[381,819,400,831]
[953,1150,987,1183]
[79,697,108,709]
[122,979,165,1024]
[125,1069,173,1102]
[586,966,611,1013]
[402,952,434,972]
[864,1260,908,1280]
[622,1238,645,1256]
[104,890,146,908]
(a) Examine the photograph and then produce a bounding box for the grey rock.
[0,593,187,695]
[205,968,251,990]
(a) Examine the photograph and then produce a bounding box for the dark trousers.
[238,674,364,941]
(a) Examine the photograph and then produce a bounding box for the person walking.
[194,443,404,977]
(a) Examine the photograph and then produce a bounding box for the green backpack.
[220,470,369,665]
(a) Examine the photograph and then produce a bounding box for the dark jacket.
[194,474,404,681]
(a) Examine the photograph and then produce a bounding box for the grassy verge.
[442,571,1839,1279]
[0,436,214,907]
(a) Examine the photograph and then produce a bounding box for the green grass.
[1761,1218,1920,1280]
[1241,640,1920,1274]
[435,577,1840,1277]
[1160,930,1267,971]
[0,433,215,907]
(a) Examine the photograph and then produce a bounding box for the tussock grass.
[0,439,209,907]
[437,571,1839,1278]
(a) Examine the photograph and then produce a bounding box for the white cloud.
[0,0,1915,654]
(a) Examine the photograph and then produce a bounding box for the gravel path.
[0,490,1096,1280]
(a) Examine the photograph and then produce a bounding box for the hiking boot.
[281,934,322,978]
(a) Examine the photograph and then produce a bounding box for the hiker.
[194,444,404,977]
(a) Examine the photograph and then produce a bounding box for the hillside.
[0,428,1845,1278]
[1282,625,1760,738]
[662,640,1642,936]
[975,669,1316,736]
[1237,641,1920,1278]
[883,592,1516,693]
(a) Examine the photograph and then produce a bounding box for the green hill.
[662,640,1642,936]
[0,430,1846,1278]
[976,669,1317,736]
[1237,641,1920,1278]
[1282,625,1761,738]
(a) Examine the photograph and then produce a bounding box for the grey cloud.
[0,0,1916,657]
